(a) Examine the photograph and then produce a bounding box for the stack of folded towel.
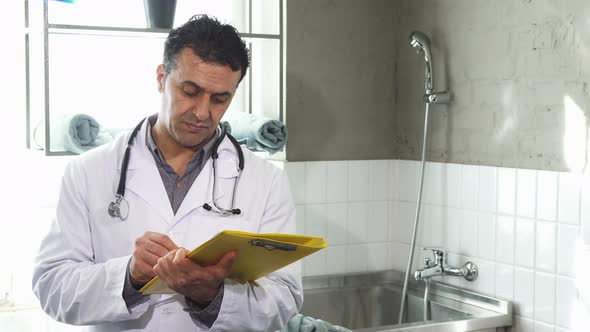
[279,314,351,332]
[221,111,287,155]
[39,111,287,155]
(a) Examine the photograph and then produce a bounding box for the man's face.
[156,48,242,150]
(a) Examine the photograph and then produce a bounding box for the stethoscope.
[107,117,245,221]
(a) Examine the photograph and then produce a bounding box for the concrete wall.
[286,0,398,161]
[394,0,590,172]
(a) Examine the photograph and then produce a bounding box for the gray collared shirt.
[145,115,218,215]
[122,115,224,327]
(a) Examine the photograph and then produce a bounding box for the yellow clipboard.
[140,230,327,295]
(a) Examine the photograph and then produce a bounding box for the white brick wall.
[394,0,590,171]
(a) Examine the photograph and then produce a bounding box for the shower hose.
[397,101,431,324]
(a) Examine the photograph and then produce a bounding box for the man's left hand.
[153,249,237,306]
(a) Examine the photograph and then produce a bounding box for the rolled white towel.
[37,114,114,154]
[221,111,287,155]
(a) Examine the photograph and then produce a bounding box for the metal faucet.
[414,248,478,281]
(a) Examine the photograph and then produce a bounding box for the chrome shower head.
[409,31,434,93]
[409,31,431,57]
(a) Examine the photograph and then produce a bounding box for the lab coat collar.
[116,119,242,224]
[116,118,151,171]
[119,119,174,222]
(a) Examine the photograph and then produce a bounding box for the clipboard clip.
[249,239,297,251]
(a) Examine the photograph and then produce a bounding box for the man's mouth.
[185,122,209,132]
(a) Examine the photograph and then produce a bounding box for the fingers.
[146,232,178,252]
[153,252,172,281]
[173,248,190,264]
[154,249,237,281]
[164,249,203,277]
[129,255,157,285]
[133,232,178,266]
[137,232,178,257]
[215,250,237,275]
[130,232,178,285]
[135,247,161,267]
[130,257,154,277]
[154,250,235,301]
[171,249,235,278]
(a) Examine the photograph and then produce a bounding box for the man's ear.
[156,64,165,93]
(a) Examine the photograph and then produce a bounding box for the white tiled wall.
[285,159,590,332]
[284,160,401,275]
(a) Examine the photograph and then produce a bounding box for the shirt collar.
[145,114,221,169]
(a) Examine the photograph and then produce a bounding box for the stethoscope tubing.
[108,117,244,220]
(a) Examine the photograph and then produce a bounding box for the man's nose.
[192,94,211,121]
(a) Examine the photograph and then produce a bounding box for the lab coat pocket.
[88,197,169,262]
[88,203,136,262]
[183,211,260,250]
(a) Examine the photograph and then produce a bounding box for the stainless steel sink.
[301,270,512,332]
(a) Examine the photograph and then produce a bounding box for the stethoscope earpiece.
[202,204,241,215]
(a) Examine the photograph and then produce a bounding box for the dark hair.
[163,15,250,82]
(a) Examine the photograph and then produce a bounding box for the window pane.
[248,38,280,120]
[48,0,146,28]
[251,0,280,35]
[174,0,248,32]
[47,34,165,152]
[227,70,249,115]
[48,0,249,32]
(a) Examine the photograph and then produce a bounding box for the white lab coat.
[32,120,302,332]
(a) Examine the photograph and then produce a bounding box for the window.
[26,0,284,155]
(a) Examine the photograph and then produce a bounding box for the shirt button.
[176,182,182,189]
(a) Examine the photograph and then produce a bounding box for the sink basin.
[300,270,512,332]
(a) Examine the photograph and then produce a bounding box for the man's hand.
[154,249,237,306]
[129,232,178,289]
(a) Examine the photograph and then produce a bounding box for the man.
[32,15,302,331]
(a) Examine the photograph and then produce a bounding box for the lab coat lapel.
[120,121,174,224]
[174,137,239,221]
[173,159,214,221]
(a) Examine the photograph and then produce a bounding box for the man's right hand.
[130,232,178,289]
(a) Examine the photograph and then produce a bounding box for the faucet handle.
[421,247,445,265]
[421,247,444,255]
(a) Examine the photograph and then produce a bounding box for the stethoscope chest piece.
[108,194,130,221]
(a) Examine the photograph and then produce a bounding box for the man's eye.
[213,95,230,104]
[182,86,198,96]
[182,84,200,96]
